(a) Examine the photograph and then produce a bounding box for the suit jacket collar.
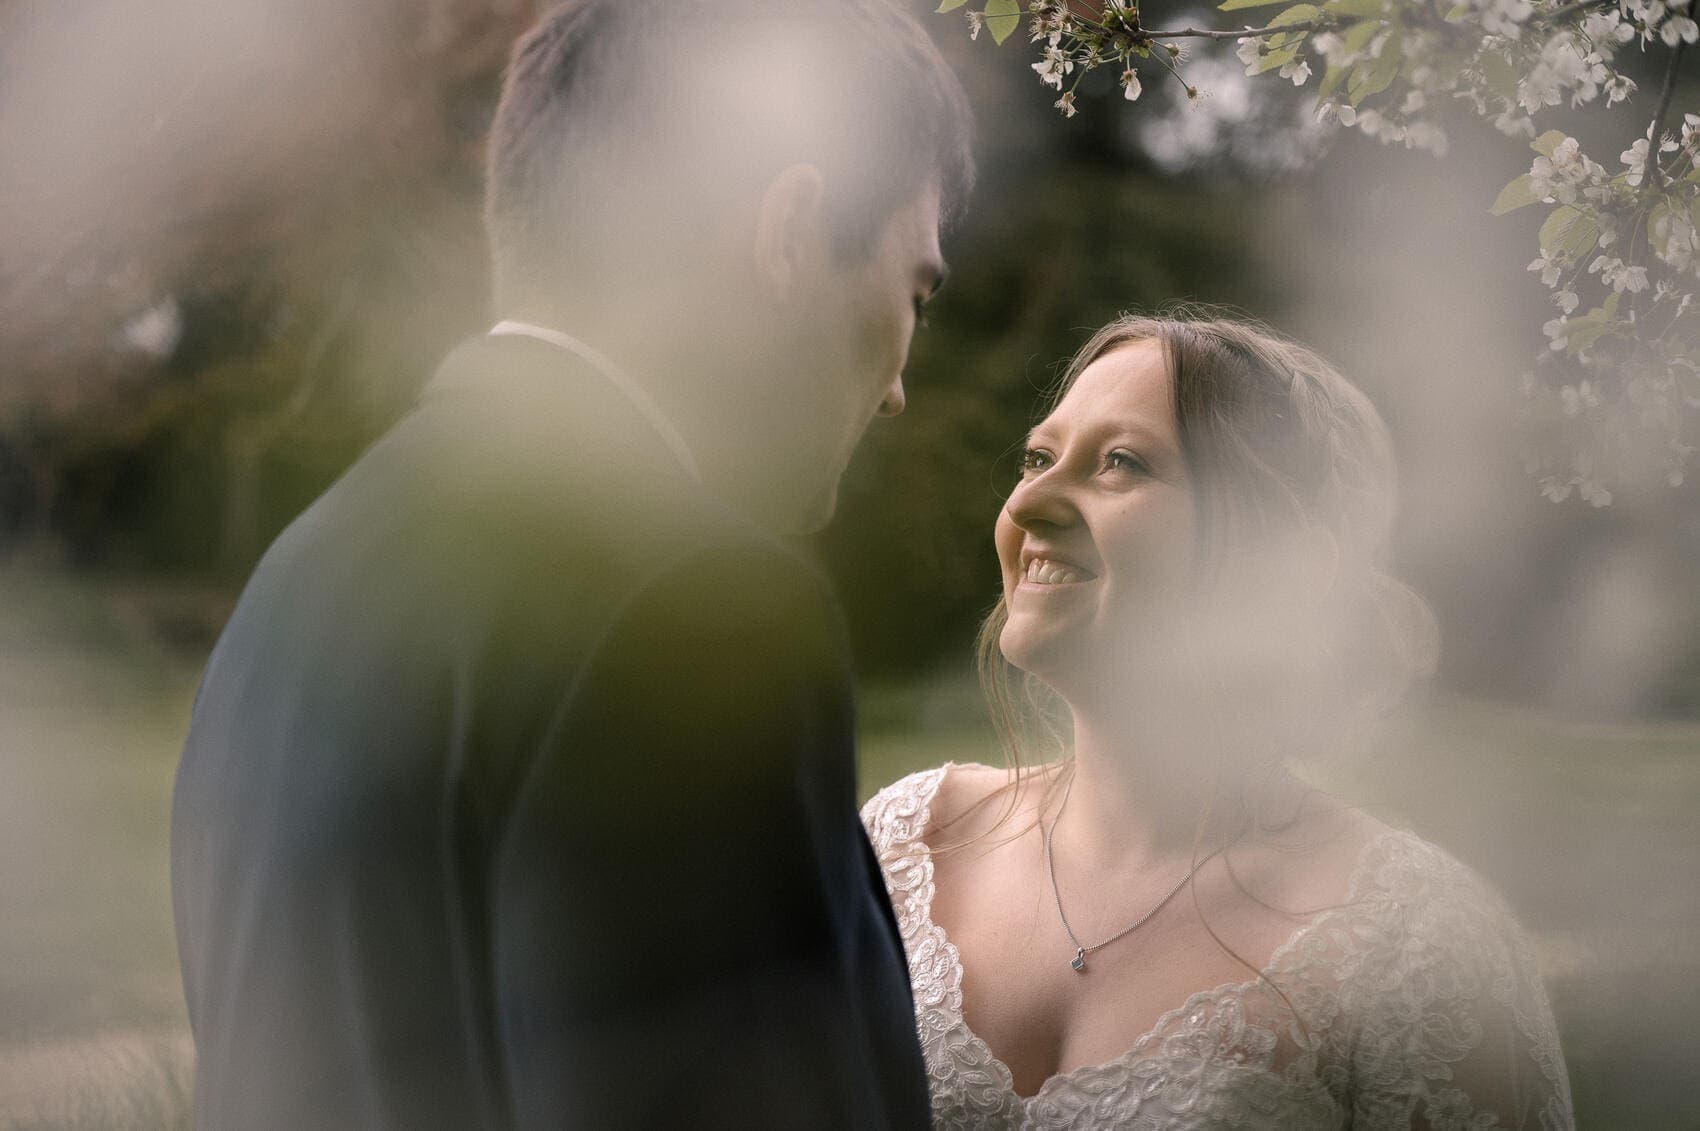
[485,321,702,484]
[421,330,706,496]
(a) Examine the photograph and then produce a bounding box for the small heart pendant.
[1070,948,1087,973]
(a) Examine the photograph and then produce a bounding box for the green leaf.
[1340,19,1381,55]
[1538,205,1599,259]
[1317,61,1348,99]
[1530,130,1568,159]
[1254,45,1301,73]
[1490,174,1540,215]
[985,0,1020,44]
[1346,33,1399,105]
[1650,200,1671,237]
[1564,296,1622,353]
[1220,0,1293,10]
[1324,0,1385,15]
[1443,3,1469,19]
[1566,319,1610,353]
[1264,3,1320,48]
[936,0,967,11]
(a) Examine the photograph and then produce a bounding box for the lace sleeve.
[860,766,948,860]
[1339,840,1575,1130]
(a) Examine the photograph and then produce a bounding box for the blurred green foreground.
[0,566,1695,1128]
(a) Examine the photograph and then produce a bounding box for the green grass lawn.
[1,566,1695,1126]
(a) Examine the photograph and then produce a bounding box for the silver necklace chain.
[1043,773,1232,974]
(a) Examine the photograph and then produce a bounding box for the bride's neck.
[1055,706,1250,868]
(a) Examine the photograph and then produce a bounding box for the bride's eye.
[1106,449,1149,476]
[1018,448,1053,477]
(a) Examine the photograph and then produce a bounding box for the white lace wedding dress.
[862,765,1574,1129]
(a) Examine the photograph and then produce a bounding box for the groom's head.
[484,0,973,531]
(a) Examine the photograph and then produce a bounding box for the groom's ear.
[751,163,829,301]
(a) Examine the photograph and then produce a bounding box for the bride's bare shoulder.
[926,760,1060,845]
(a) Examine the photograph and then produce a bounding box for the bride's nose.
[1005,466,1077,532]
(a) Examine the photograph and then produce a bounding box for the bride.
[863,311,1574,1128]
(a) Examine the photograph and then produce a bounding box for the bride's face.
[995,339,1196,694]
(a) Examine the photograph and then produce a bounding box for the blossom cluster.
[1510,116,1700,502]
[942,0,1700,503]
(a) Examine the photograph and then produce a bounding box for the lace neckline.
[903,762,1412,1106]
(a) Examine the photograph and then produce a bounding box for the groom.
[170,1,972,1127]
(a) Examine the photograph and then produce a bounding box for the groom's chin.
[713,476,838,538]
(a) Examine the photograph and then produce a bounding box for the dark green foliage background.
[5,2,1697,712]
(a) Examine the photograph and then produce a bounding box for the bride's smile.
[994,337,1194,692]
[867,310,1569,1127]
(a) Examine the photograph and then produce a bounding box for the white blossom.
[1624,0,1667,23]
[1560,380,1600,416]
[1581,478,1612,505]
[1661,14,1699,45]
[1310,31,1351,67]
[120,295,182,359]
[1478,0,1535,40]
[1280,58,1312,86]
[1583,9,1636,45]
[1589,254,1650,293]
[1492,105,1537,138]
[1054,90,1078,117]
[1032,46,1073,89]
[1406,120,1449,155]
[1121,68,1142,101]
[1622,136,1650,186]
[1235,36,1262,74]
[1653,203,1699,269]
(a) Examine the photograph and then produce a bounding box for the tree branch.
[1143,20,1327,40]
[1538,0,1621,25]
[1646,10,1692,195]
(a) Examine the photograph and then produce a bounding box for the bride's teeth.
[1025,559,1080,585]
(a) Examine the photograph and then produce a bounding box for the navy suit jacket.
[171,334,929,1128]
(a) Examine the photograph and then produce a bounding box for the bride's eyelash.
[1106,449,1149,475]
[1018,448,1052,475]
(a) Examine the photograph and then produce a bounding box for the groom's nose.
[876,376,906,417]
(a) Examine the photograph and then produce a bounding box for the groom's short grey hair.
[484,0,974,312]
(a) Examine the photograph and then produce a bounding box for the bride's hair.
[950,304,1440,1021]
[977,305,1437,789]
[913,306,1443,1036]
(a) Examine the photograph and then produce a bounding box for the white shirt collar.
[487,320,703,484]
